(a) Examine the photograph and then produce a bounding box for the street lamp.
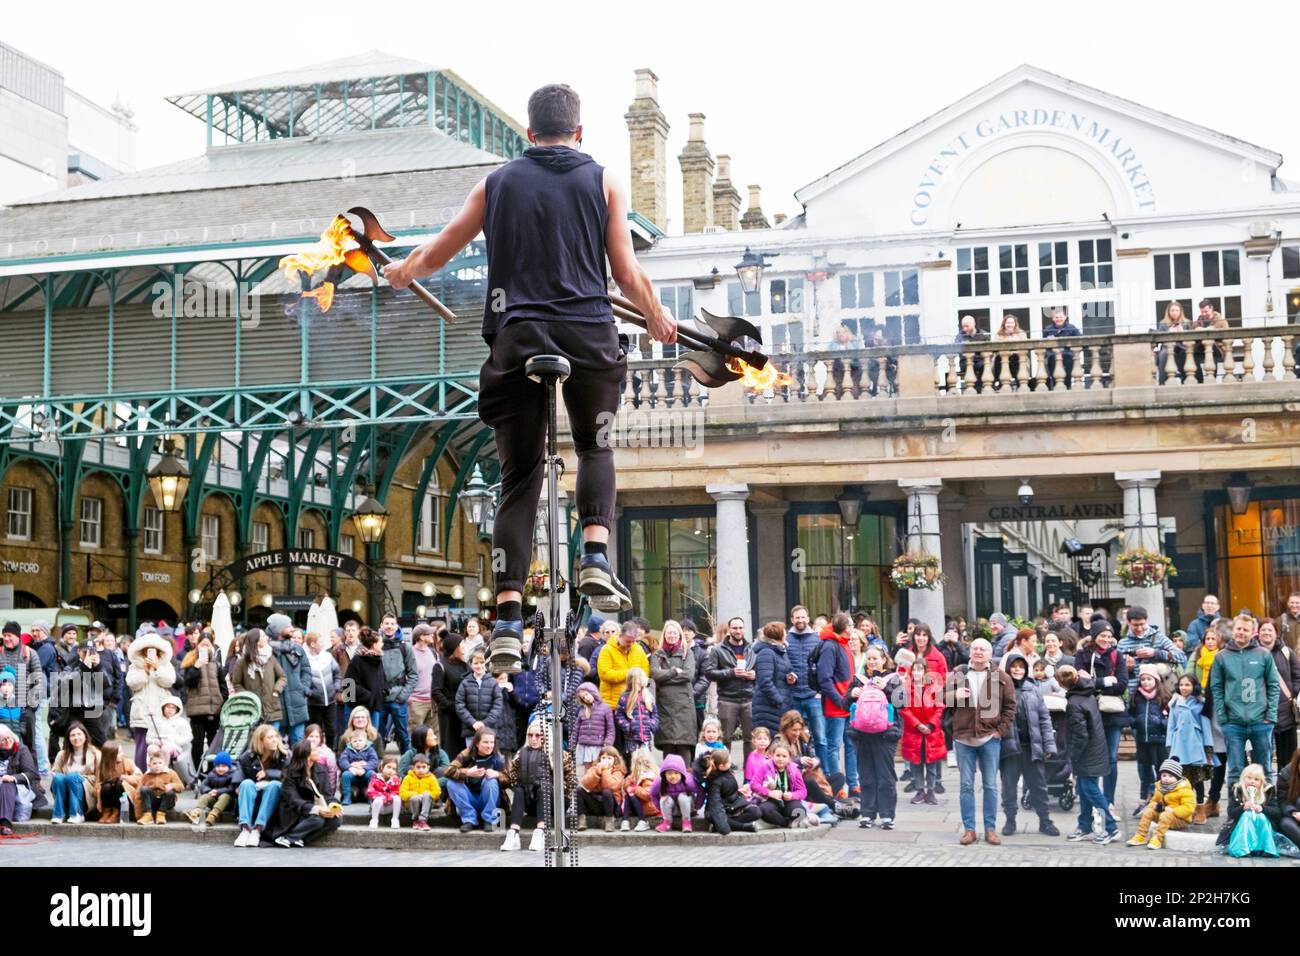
[147,441,191,513]
[734,246,770,296]
[477,586,492,604]
[452,584,465,601]
[422,581,435,598]
[1225,472,1253,516]
[459,464,499,536]
[836,486,865,529]
[349,492,389,544]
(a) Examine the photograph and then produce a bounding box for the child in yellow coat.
[399,753,442,831]
[1127,758,1196,849]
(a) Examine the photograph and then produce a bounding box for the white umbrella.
[211,593,235,660]
[306,600,322,635]
[318,596,340,635]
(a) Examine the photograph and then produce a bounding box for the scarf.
[1196,645,1218,688]
[1138,682,1159,700]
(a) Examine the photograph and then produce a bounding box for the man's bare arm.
[604,169,677,345]
[383,180,487,288]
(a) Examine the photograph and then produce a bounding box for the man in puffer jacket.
[265,614,312,745]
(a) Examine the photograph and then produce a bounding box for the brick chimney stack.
[624,68,670,232]
[740,184,771,230]
[712,153,742,231]
[678,112,714,235]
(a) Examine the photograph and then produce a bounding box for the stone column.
[897,478,945,631]
[708,484,753,632]
[749,500,789,626]
[1116,470,1165,629]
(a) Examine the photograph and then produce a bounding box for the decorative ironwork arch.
[193,547,397,618]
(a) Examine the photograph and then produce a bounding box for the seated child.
[703,749,760,835]
[753,742,808,828]
[577,746,625,832]
[622,748,660,832]
[146,695,195,786]
[1215,763,1299,859]
[136,745,184,825]
[338,729,379,805]
[1127,758,1195,850]
[650,753,700,833]
[186,750,237,827]
[399,752,442,831]
[693,717,728,786]
[367,755,403,829]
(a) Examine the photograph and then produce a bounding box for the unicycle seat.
[525,354,571,383]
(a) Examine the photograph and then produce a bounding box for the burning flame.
[279,215,371,313]
[728,357,791,393]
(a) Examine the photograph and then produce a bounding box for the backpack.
[806,641,826,690]
[852,683,891,733]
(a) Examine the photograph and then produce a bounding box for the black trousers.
[190,714,220,768]
[308,704,337,748]
[279,813,342,846]
[510,784,541,828]
[758,797,803,828]
[1000,752,1050,824]
[479,320,627,594]
[579,788,618,818]
[1276,727,1297,774]
[853,732,897,820]
[139,787,176,815]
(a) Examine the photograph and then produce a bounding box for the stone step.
[16,817,829,850]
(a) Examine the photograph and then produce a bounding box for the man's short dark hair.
[1127,605,1148,622]
[527,84,580,137]
[1199,298,1215,310]
[831,612,852,636]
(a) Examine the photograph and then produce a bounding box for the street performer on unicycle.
[384,83,677,675]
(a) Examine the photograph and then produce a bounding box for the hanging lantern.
[350,494,389,544]
[147,443,191,513]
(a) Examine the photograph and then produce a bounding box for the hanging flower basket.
[1115,548,1177,588]
[891,551,945,591]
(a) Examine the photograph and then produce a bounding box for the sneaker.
[604,817,617,833]
[946,752,957,769]
[681,820,692,833]
[655,821,672,833]
[859,817,875,829]
[459,823,475,833]
[880,818,895,830]
[154,812,166,826]
[1002,819,1017,837]
[138,814,154,827]
[1094,829,1118,845]
[850,785,861,797]
[390,814,401,829]
[489,621,524,676]
[67,814,85,825]
[634,819,650,831]
[500,828,521,852]
[185,808,203,826]
[577,552,633,613]
[934,781,946,794]
[903,781,918,794]
[49,816,64,825]
[910,791,926,805]
[290,839,305,847]
[1039,821,1060,837]
[250,829,263,847]
[368,819,379,829]
[1066,828,1090,841]
[234,828,250,847]
[924,791,939,806]
[528,828,545,851]
[1127,833,1148,847]
[576,814,588,831]
[274,836,292,848]
[620,820,631,832]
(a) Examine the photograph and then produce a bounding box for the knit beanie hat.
[894,648,916,671]
[1138,663,1162,681]
[213,751,233,769]
[1158,758,1184,781]
[989,612,1008,628]
[2,621,20,637]
[265,613,293,640]
[0,666,15,687]
[1087,619,1113,640]
[440,632,464,658]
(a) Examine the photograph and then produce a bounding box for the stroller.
[195,692,263,780]
[1024,695,1076,811]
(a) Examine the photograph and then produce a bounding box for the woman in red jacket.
[901,656,946,805]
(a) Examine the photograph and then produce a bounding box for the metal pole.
[545,376,568,867]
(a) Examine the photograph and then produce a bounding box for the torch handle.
[612,304,758,364]
[364,242,458,324]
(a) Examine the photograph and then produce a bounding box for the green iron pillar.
[365,541,382,628]
[125,529,139,636]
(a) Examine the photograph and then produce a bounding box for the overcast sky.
[7,0,1299,233]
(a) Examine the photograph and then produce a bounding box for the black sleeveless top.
[481,145,614,338]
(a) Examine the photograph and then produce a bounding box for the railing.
[618,326,1300,409]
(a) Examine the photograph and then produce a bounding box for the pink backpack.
[852,683,891,733]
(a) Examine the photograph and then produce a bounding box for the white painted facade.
[630,65,1300,354]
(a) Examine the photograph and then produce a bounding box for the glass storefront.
[626,512,718,633]
[1213,497,1300,617]
[788,508,899,634]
